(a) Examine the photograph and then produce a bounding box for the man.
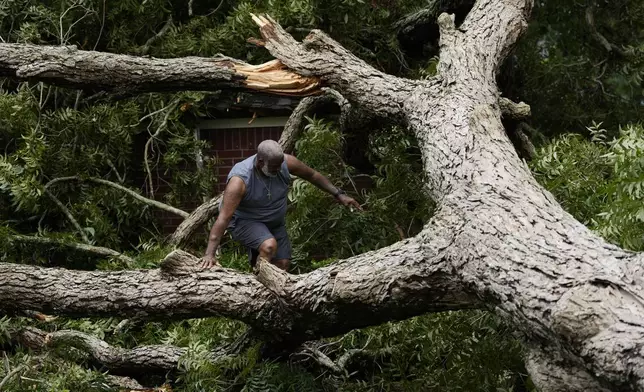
[201,139,361,271]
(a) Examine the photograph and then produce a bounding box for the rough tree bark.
[0,44,320,96]
[2,0,644,390]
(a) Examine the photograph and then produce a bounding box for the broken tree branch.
[252,14,416,119]
[499,97,531,120]
[279,88,350,157]
[0,44,320,96]
[15,326,193,374]
[167,194,222,248]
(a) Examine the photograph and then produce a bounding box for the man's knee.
[258,237,277,257]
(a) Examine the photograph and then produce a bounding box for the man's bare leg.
[257,238,289,271]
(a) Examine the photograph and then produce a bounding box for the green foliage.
[531,122,644,251]
[0,350,117,392]
[285,117,433,268]
[512,0,644,134]
[328,311,528,391]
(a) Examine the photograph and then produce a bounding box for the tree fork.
[1,1,644,389]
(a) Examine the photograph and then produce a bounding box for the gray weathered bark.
[1,240,476,341]
[0,44,320,96]
[2,0,644,390]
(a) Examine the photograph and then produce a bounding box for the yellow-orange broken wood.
[234,59,321,96]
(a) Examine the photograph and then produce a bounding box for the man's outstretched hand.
[337,194,363,211]
[200,254,220,269]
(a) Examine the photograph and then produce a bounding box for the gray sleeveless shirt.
[225,154,290,224]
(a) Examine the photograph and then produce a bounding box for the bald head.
[256,140,284,177]
[257,140,284,162]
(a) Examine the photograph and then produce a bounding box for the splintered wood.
[233,59,321,96]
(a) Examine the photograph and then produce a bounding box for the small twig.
[300,343,345,375]
[93,0,106,50]
[73,90,82,110]
[143,100,179,197]
[188,0,194,17]
[0,364,27,390]
[139,15,173,55]
[105,158,125,183]
[205,0,225,17]
[44,188,90,243]
[585,4,627,57]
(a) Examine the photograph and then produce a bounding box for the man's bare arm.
[285,154,362,210]
[201,177,245,267]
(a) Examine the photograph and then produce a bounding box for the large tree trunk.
[2,1,644,390]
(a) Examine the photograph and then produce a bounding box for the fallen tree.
[2,0,644,391]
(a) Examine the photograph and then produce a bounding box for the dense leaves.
[531,122,644,251]
[509,0,644,134]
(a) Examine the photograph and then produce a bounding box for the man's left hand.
[337,194,363,211]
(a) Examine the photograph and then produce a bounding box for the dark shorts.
[228,217,292,266]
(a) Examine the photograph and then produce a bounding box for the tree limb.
[585,5,628,57]
[167,195,222,248]
[15,326,191,374]
[0,44,320,96]
[251,14,416,119]
[46,176,189,219]
[9,234,136,265]
[525,348,611,392]
[0,238,479,341]
[279,88,350,153]
[499,97,531,120]
[514,122,537,159]
[104,375,145,390]
[12,325,362,381]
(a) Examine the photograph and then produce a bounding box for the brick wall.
[200,126,284,192]
[129,125,284,236]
